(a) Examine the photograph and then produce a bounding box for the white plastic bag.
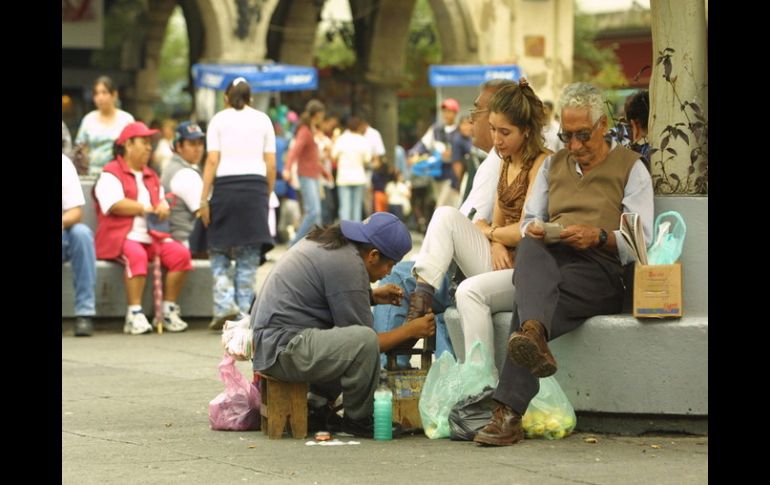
[221,315,253,361]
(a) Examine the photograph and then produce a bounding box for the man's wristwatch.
[597,228,608,248]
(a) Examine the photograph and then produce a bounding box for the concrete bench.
[444,196,708,430]
[62,259,214,318]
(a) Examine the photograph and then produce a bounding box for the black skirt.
[208,174,274,254]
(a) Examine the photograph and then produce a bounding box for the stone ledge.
[62,259,214,317]
[444,309,708,422]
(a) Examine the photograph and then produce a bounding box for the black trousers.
[493,237,625,414]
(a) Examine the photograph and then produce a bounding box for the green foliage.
[573,8,628,89]
[314,28,357,69]
[155,7,192,119]
[158,7,189,89]
[650,48,708,195]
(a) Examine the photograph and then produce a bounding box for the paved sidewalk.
[62,323,707,485]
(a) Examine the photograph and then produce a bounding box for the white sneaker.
[124,311,153,335]
[163,305,189,332]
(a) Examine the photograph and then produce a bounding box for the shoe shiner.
[251,212,435,437]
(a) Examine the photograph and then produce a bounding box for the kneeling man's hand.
[405,313,436,339]
[372,283,405,305]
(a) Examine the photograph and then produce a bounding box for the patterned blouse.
[495,158,532,259]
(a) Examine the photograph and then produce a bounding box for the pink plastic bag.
[208,354,262,431]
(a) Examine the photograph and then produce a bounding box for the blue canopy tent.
[192,63,318,92]
[191,63,318,121]
[427,64,523,120]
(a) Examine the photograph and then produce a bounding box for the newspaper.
[619,212,648,265]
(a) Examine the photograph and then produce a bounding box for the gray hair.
[559,83,605,123]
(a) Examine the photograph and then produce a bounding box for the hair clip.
[232,77,247,87]
[518,77,529,88]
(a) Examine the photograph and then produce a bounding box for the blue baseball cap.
[174,121,205,145]
[340,212,412,262]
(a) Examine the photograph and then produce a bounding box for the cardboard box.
[387,369,426,430]
[633,263,683,318]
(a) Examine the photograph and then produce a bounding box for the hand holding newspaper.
[619,212,648,265]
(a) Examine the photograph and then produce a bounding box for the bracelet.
[489,225,497,241]
[199,200,209,207]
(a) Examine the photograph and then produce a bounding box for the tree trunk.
[649,0,708,195]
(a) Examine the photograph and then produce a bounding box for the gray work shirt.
[251,238,373,370]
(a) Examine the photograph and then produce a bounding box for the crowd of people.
[63,74,653,446]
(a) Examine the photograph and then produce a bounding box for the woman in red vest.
[94,122,194,334]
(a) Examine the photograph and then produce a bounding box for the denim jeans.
[290,176,322,246]
[62,223,96,317]
[210,245,261,316]
[372,260,455,368]
[337,185,364,222]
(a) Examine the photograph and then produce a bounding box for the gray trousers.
[263,326,380,421]
[494,238,625,414]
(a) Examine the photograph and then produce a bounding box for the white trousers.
[413,206,515,363]
[455,269,515,365]
[413,206,493,289]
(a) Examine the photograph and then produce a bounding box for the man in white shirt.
[361,118,386,217]
[62,154,96,336]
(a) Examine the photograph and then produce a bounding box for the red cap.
[116,122,160,146]
[440,98,460,112]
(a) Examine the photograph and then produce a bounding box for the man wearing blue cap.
[251,212,436,437]
[160,121,206,248]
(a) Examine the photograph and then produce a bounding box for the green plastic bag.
[647,211,686,265]
[522,376,576,440]
[419,341,498,439]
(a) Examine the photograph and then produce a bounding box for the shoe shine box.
[387,370,426,430]
[633,263,683,318]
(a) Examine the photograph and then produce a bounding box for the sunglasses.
[557,117,604,144]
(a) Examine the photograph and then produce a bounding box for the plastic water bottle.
[373,373,393,441]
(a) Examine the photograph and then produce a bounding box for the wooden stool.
[257,373,308,439]
[385,336,434,372]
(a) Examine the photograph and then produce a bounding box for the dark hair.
[226,78,251,110]
[300,99,325,128]
[306,224,383,260]
[346,115,363,132]
[625,90,649,130]
[93,76,116,95]
[487,80,547,170]
[113,142,125,159]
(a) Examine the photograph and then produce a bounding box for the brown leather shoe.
[507,320,558,377]
[473,403,523,446]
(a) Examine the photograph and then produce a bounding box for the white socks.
[162,301,177,314]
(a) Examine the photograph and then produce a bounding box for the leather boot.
[406,290,433,321]
[396,290,434,350]
[473,403,524,446]
[507,319,558,377]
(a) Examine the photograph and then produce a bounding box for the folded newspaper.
[619,212,647,265]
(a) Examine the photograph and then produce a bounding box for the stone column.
[368,78,402,165]
[649,0,708,195]
[276,0,320,66]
